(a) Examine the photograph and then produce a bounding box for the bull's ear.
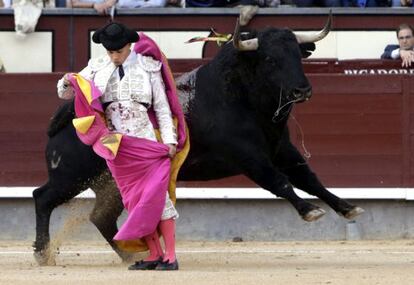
[299,42,316,58]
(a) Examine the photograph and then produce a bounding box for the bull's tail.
[47,100,75,138]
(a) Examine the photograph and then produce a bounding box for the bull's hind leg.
[229,146,326,222]
[89,173,134,262]
[274,138,364,220]
[33,182,82,265]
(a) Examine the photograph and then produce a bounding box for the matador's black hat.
[92,22,139,51]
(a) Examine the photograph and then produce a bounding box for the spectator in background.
[165,0,183,6]
[67,0,115,14]
[11,0,56,36]
[67,0,175,13]
[185,0,240,7]
[381,23,414,67]
[291,0,341,7]
[56,0,67,7]
[117,0,172,7]
[342,0,389,6]
[13,0,42,37]
[400,0,413,6]
[0,0,11,7]
[391,0,413,6]
[186,0,283,7]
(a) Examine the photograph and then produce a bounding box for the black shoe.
[155,259,179,271]
[128,258,161,270]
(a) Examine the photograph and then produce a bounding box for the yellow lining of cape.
[72,115,95,134]
[100,133,123,156]
[75,74,93,104]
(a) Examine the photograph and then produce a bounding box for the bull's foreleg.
[33,182,81,265]
[234,150,326,222]
[274,140,364,220]
[90,178,134,263]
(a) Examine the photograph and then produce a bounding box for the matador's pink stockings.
[143,231,163,261]
[158,218,176,263]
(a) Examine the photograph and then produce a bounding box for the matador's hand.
[167,144,177,158]
[63,73,73,87]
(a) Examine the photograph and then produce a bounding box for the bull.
[33,14,364,265]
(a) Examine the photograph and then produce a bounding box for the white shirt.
[391,48,401,59]
[2,0,11,8]
[391,47,414,59]
[117,0,167,7]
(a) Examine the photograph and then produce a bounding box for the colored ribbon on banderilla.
[185,28,232,46]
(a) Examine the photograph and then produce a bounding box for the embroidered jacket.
[57,52,177,145]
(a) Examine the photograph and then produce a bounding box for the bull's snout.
[292,86,312,102]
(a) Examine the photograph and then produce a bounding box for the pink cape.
[134,32,187,151]
[70,33,187,241]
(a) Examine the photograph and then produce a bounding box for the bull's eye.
[293,89,303,98]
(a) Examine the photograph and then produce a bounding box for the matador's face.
[107,43,132,66]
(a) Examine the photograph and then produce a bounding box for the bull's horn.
[233,18,259,51]
[239,5,259,26]
[293,12,332,44]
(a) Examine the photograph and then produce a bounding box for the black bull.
[33,23,364,265]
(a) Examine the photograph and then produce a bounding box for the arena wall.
[1,8,414,242]
[1,198,414,242]
[1,68,413,188]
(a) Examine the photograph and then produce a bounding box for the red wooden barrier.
[0,65,413,188]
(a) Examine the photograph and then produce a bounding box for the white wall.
[309,31,397,60]
[0,30,398,72]
[90,31,210,59]
[0,32,52,72]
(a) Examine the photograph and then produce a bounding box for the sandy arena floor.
[1,240,414,285]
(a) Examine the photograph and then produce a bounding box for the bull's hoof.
[33,250,56,266]
[302,208,326,222]
[343,206,365,220]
